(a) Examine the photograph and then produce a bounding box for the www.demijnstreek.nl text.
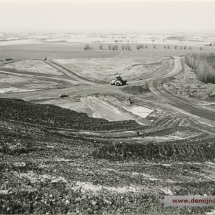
[162,196,215,207]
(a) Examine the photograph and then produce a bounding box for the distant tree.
[153,45,156,49]
[184,46,187,50]
[145,45,148,49]
[136,44,141,50]
[200,47,203,50]
[167,45,170,49]
[99,44,103,50]
[175,46,177,49]
[112,45,118,51]
[84,44,90,50]
[114,40,118,43]
[152,39,155,43]
[164,46,166,49]
[121,45,125,50]
[125,45,131,51]
[189,46,192,50]
[108,44,112,50]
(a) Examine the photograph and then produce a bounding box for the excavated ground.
[1,98,215,214]
[163,60,215,109]
[1,54,215,215]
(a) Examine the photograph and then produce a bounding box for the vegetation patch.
[185,53,215,84]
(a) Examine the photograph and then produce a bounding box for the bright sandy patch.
[98,95,154,119]
[0,87,35,93]
[73,181,142,194]
[129,106,154,118]
[81,96,131,121]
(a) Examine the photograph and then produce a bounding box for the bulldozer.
[110,74,127,86]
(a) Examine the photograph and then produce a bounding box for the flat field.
[0,42,214,60]
[54,56,167,82]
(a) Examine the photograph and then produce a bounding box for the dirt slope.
[0,98,215,214]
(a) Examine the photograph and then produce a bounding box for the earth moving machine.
[110,74,127,86]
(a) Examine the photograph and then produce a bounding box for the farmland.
[0,41,215,214]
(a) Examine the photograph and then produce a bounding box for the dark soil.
[0,98,142,131]
[122,82,150,95]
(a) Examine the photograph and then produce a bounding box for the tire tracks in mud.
[0,69,79,85]
[44,60,106,85]
[147,57,215,135]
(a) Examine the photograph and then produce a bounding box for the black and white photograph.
[0,0,215,214]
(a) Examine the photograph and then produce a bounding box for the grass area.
[185,53,215,84]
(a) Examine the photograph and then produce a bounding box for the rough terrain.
[0,46,215,214]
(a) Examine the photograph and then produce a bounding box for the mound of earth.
[93,133,215,162]
[0,98,214,215]
[0,98,142,131]
[122,82,150,95]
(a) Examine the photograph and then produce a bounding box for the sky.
[0,0,215,33]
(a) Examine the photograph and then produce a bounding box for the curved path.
[147,57,215,135]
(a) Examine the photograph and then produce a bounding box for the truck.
[110,74,127,86]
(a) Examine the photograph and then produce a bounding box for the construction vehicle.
[59,93,69,98]
[110,74,127,86]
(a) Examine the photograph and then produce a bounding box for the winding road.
[147,57,215,135]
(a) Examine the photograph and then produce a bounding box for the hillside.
[1,98,215,214]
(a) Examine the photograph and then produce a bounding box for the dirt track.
[0,56,215,134]
[45,60,99,85]
[147,57,215,135]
